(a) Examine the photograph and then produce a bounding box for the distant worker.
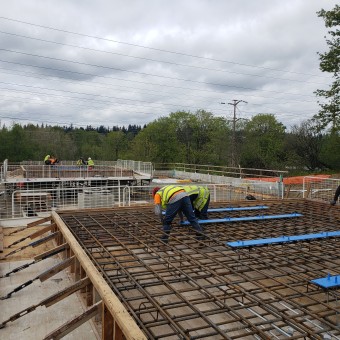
[87,157,94,169]
[152,185,205,244]
[44,154,59,165]
[50,156,59,165]
[330,185,340,206]
[77,157,87,166]
[44,154,51,165]
[182,185,210,220]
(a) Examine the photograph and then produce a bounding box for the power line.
[0,49,320,98]
[0,30,329,86]
[0,16,330,79]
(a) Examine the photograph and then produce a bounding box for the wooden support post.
[80,267,86,293]
[94,287,101,322]
[114,320,124,340]
[70,249,75,273]
[102,304,113,340]
[86,283,93,307]
[74,258,80,282]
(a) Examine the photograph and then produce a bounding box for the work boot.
[196,232,207,241]
[161,231,170,244]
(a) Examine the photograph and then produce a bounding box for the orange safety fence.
[246,174,331,185]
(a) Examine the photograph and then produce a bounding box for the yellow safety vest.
[157,185,184,209]
[183,185,210,211]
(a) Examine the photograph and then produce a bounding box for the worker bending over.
[153,185,205,244]
[77,157,87,165]
[331,185,340,206]
[44,154,59,165]
[182,185,210,220]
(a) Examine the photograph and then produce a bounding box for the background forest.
[0,110,339,173]
[0,6,339,173]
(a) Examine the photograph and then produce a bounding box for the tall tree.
[287,120,325,171]
[241,114,286,169]
[314,5,340,131]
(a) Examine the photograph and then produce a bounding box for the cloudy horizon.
[0,0,337,130]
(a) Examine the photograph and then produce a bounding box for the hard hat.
[88,157,91,160]
[152,187,161,197]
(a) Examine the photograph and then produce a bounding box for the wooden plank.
[43,301,102,340]
[34,243,69,261]
[44,277,91,307]
[0,277,91,329]
[26,216,53,228]
[0,227,3,252]
[39,256,75,282]
[29,224,55,239]
[52,211,147,340]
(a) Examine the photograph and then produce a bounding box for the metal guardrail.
[1,159,154,181]
[1,183,280,220]
[155,162,288,179]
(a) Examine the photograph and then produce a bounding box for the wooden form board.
[0,227,3,252]
[51,211,147,340]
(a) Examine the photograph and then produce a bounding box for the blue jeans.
[162,196,204,242]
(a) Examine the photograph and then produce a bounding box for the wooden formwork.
[51,211,147,339]
[1,199,340,339]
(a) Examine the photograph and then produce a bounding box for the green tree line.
[0,110,339,172]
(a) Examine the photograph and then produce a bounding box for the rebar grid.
[58,199,340,339]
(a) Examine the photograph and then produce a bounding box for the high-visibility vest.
[44,155,50,161]
[88,159,94,166]
[156,185,185,209]
[183,185,210,211]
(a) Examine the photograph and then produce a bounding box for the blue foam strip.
[311,274,340,289]
[181,213,303,225]
[162,205,269,215]
[208,206,269,212]
[227,230,340,248]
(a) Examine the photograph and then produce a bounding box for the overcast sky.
[0,0,337,130]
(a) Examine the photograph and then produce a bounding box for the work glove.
[330,200,336,206]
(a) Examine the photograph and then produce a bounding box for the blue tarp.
[227,230,340,248]
[311,274,340,289]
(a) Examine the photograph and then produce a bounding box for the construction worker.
[87,157,94,169]
[152,185,205,244]
[50,156,59,165]
[77,157,87,166]
[330,185,340,206]
[44,155,58,165]
[182,185,210,220]
[44,154,51,165]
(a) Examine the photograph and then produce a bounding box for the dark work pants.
[162,196,204,242]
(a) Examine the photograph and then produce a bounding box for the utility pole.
[221,99,247,167]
